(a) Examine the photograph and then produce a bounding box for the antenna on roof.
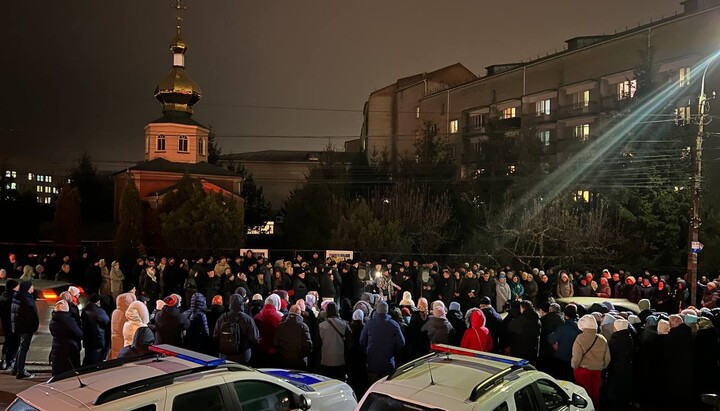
[426,358,436,386]
[68,359,87,388]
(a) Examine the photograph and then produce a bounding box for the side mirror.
[570,393,588,409]
[702,394,720,408]
[299,394,312,411]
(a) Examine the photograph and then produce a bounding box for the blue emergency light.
[431,344,530,367]
[149,345,226,367]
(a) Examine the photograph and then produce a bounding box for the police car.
[356,344,593,411]
[7,345,356,411]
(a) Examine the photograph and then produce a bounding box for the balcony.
[601,94,636,111]
[557,101,599,119]
[488,116,522,131]
[462,125,488,135]
[523,111,557,125]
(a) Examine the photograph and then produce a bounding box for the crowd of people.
[1,251,720,410]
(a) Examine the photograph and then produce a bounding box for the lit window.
[36,196,41,203]
[572,90,590,110]
[199,137,206,155]
[416,106,420,119]
[4,170,16,178]
[574,124,590,142]
[52,187,58,194]
[44,197,51,204]
[675,106,691,126]
[617,79,637,100]
[28,173,33,181]
[67,178,71,184]
[45,187,50,193]
[679,67,691,87]
[508,165,516,174]
[178,135,188,152]
[501,107,517,119]
[157,134,166,151]
[47,176,52,183]
[450,120,459,134]
[575,190,591,203]
[9,182,16,190]
[3,171,9,178]
[36,185,42,192]
[538,130,551,147]
[536,99,551,116]
[36,175,43,182]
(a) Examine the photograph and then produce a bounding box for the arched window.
[178,135,188,152]
[199,137,206,156]
[157,134,166,151]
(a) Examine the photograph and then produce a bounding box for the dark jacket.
[436,275,456,304]
[507,310,541,361]
[155,305,190,346]
[118,326,155,359]
[11,288,39,335]
[213,294,259,364]
[447,309,466,346]
[50,310,83,355]
[662,324,694,404]
[81,303,110,349]
[421,316,454,345]
[293,277,309,302]
[481,306,503,353]
[360,313,406,376]
[274,312,312,369]
[539,312,563,361]
[183,293,211,354]
[605,328,635,409]
[0,287,16,336]
[407,311,430,360]
[548,318,580,362]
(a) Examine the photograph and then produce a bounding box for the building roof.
[370,63,478,95]
[146,110,208,128]
[220,150,360,164]
[117,157,239,177]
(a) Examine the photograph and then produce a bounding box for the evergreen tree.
[114,175,143,261]
[236,164,272,229]
[207,125,222,165]
[54,185,82,246]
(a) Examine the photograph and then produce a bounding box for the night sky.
[2,0,682,171]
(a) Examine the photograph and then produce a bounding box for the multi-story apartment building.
[363,0,720,199]
[3,158,70,204]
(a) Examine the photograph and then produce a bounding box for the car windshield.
[7,399,40,411]
[358,393,444,411]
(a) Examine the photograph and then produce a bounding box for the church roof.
[118,158,239,177]
[147,111,208,128]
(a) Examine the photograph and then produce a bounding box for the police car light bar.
[431,344,530,367]
[149,345,226,367]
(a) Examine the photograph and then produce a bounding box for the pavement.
[0,332,54,409]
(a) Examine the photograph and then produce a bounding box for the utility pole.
[688,65,710,307]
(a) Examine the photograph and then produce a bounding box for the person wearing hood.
[652,280,672,313]
[702,281,719,309]
[254,294,283,367]
[109,261,125,299]
[360,301,406,384]
[398,291,415,310]
[11,281,38,379]
[637,298,654,324]
[422,303,455,345]
[110,292,137,360]
[507,300,541,364]
[622,276,640,303]
[347,309,368,395]
[446,301,466,346]
[571,314,610,409]
[605,318,634,411]
[556,272,574,298]
[495,274,512,312]
[352,293,373,323]
[207,295,225,337]
[672,279,690,312]
[596,277,611,298]
[0,279,19,371]
[249,293,265,317]
[318,301,352,380]
[548,304,581,382]
[461,308,493,352]
[183,293,211,355]
[662,314,695,409]
[599,314,616,341]
[522,273,538,305]
[49,299,83,376]
[575,277,593,297]
[638,277,655,301]
[155,294,189,346]
[214,294,259,365]
[275,304,312,370]
[407,297,430,360]
[538,302,563,373]
[118,326,155,359]
[509,275,524,301]
[81,294,110,366]
[123,300,150,348]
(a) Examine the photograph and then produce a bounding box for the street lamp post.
[688,64,710,307]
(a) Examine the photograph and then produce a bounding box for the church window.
[157,134,166,151]
[178,135,188,152]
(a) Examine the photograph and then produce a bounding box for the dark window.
[536,379,570,411]
[513,384,540,411]
[131,406,157,411]
[358,393,443,411]
[233,380,294,411]
[172,386,225,411]
[493,403,509,411]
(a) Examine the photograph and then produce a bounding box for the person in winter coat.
[275,304,312,370]
[507,301,541,363]
[652,280,672,313]
[422,303,454,345]
[638,277,655,301]
[81,294,110,366]
[360,301,406,384]
[319,270,337,302]
[477,271,496,303]
[662,314,695,409]
[12,281,39,379]
[118,326,155,359]
[446,301,466,346]
[575,278,593,297]
[548,304,581,382]
[293,271,309,302]
[571,314,610,409]
[254,294,283,367]
[537,273,553,304]
[436,269,456,305]
[99,259,111,296]
[461,308,493,352]
[622,276,641,303]
[694,316,720,403]
[347,309,368,394]
[672,280,690,312]
[457,271,480,312]
[495,274,511,312]
[49,299,83,376]
[557,272,574,298]
[183,293,211,355]
[407,298,430,360]
[509,275,524,301]
[599,314,616,341]
[0,279,18,371]
[318,301,351,380]
[154,294,189,346]
[110,292,136,360]
[207,295,225,337]
[139,267,161,304]
[123,300,150,348]
[523,274,538,305]
[109,261,125,299]
[214,294,259,365]
[605,318,634,411]
[596,277,611,298]
[538,302,563,373]
[702,281,719,309]
[478,297,503,353]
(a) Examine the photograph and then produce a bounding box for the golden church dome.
[154,25,201,114]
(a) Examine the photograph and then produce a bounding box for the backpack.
[218,316,243,355]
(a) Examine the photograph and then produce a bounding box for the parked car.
[555,297,639,315]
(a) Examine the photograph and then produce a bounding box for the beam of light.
[513,49,720,219]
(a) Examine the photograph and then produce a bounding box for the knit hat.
[668,314,683,329]
[681,308,698,317]
[601,314,616,327]
[601,301,615,311]
[296,299,306,311]
[433,304,446,318]
[265,294,281,311]
[305,294,317,307]
[274,289,289,301]
[613,318,629,332]
[448,302,461,312]
[155,300,165,311]
[211,295,223,306]
[417,298,429,313]
[591,312,603,323]
[55,299,69,312]
[626,276,636,285]
[684,314,698,324]
[376,301,389,314]
[578,314,598,331]
[163,294,179,307]
[645,315,659,327]
[399,291,415,307]
[563,304,578,319]
[352,309,364,321]
[627,315,641,325]
[68,286,81,297]
[401,307,411,317]
[326,301,338,318]
[638,299,651,312]
[657,319,671,335]
[432,300,446,314]
[321,300,332,311]
[479,296,492,306]
[252,293,263,301]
